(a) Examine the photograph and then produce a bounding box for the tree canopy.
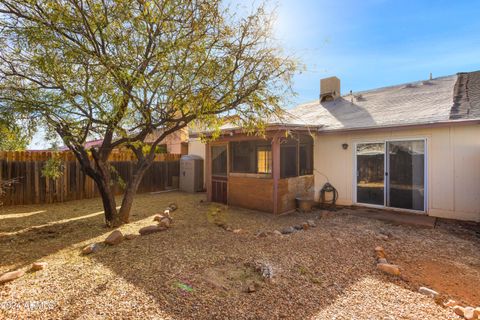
[0,0,297,226]
[0,121,30,150]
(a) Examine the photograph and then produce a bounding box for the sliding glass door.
[387,140,425,211]
[356,143,385,206]
[356,139,426,212]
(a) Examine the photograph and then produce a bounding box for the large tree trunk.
[95,177,119,227]
[74,145,155,227]
[118,161,152,223]
[88,151,121,227]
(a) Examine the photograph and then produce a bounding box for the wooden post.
[272,135,281,215]
[205,142,212,201]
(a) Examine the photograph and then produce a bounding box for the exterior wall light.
[342,143,348,150]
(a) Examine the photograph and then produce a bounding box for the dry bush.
[0,178,19,206]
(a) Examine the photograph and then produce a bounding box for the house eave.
[189,123,321,139]
[315,118,480,135]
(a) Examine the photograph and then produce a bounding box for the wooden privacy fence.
[0,151,180,206]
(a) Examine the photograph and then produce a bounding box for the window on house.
[257,146,272,174]
[231,140,272,174]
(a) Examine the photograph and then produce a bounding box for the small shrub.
[42,158,64,179]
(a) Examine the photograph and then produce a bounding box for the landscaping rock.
[153,214,165,222]
[82,243,100,255]
[247,283,256,293]
[418,286,438,298]
[444,299,457,307]
[302,223,309,230]
[376,263,400,276]
[374,246,386,259]
[139,225,167,236]
[377,258,388,264]
[251,261,274,279]
[105,230,123,245]
[464,307,475,320]
[0,270,25,284]
[233,229,243,234]
[281,226,295,234]
[453,306,465,317]
[474,308,480,318]
[375,234,389,241]
[307,220,316,227]
[293,225,303,231]
[379,228,393,236]
[168,202,178,211]
[164,209,171,217]
[158,218,171,228]
[256,231,267,238]
[31,262,48,271]
[214,221,225,228]
[124,234,137,240]
[273,230,282,236]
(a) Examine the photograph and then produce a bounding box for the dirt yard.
[0,192,479,319]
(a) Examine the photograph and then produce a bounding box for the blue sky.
[268,0,480,107]
[29,0,480,149]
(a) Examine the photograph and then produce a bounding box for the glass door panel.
[387,140,425,211]
[356,143,385,205]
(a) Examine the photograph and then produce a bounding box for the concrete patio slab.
[342,207,437,228]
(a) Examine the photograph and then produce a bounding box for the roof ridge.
[344,74,456,97]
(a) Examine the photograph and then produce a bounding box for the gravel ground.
[0,192,479,319]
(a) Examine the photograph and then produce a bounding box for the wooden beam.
[272,135,281,215]
[205,142,212,201]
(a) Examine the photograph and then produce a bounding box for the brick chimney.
[320,76,341,102]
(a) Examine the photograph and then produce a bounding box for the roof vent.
[320,76,341,103]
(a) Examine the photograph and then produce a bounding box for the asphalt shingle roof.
[286,71,480,131]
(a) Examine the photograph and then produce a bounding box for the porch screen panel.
[387,140,425,211]
[212,145,227,176]
[299,135,314,175]
[280,140,297,178]
[231,140,271,174]
[356,143,385,205]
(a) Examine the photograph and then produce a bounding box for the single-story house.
[188,71,480,222]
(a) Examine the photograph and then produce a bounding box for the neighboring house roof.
[287,70,480,132]
[58,139,103,151]
[58,128,188,151]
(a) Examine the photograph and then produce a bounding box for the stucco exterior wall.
[313,124,480,222]
[188,137,206,160]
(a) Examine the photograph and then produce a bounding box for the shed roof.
[286,71,480,131]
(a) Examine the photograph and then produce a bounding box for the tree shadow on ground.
[90,200,453,319]
[2,192,479,319]
[0,192,176,273]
